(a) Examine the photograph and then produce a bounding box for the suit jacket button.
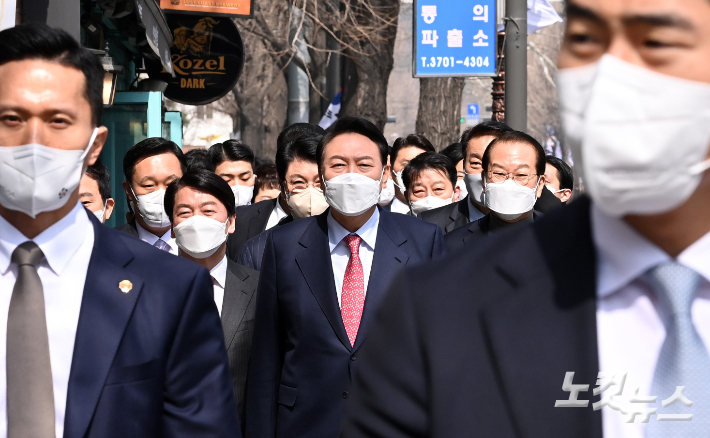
[342,391,348,399]
[351,354,357,361]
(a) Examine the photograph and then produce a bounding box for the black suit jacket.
[114,219,138,238]
[445,211,543,252]
[221,260,260,425]
[227,198,279,262]
[70,211,240,437]
[237,216,294,271]
[342,196,602,438]
[245,208,447,438]
[419,195,475,234]
[536,185,564,213]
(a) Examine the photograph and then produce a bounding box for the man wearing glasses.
[445,131,546,252]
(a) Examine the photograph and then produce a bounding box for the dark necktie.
[7,241,55,438]
[153,239,171,252]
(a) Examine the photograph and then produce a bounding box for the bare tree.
[415,77,466,149]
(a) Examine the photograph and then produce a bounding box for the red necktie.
[341,234,365,347]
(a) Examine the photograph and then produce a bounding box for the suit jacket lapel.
[295,214,351,350]
[445,197,470,233]
[479,197,602,437]
[250,198,277,235]
[221,261,255,349]
[64,219,144,438]
[354,211,409,350]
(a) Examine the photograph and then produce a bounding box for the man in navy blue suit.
[0,25,239,438]
[244,117,446,438]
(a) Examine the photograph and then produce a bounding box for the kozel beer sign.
[149,14,244,105]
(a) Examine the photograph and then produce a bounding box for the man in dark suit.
[237,132,326,271]
[245,117,446,438]
[0,24,239,437]
[164,170,259,422]
[226,123,325,260]
[116,137,187,255]
[343,1,710,436]
[445,131,547,252]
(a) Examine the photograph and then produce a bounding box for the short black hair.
[85,158,111,203]
[391,134,436,166]
[460,121,513,158]
[0,24,104,126]
[276,131,322,181]
[253,163,280,202]
[185,148,209,171]
[402,152,457,191]
[123,137,187,184]
[546,155,574,191]
[277,123,325,152]
[317,117,389,168]
[207,140,255,172]
[164,169,236,222]
[439,142,464,165]
[482,131,547,177]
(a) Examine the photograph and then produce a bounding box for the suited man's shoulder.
[419,199,459,223]
[227,258,259,283]
[381,208,440,234]
[235,198,277,219]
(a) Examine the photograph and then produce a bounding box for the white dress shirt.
[211,255,228,316]
[136,222,178,255]
[592,204,710,438]
[389,197,411,215]
[0,202,94,438]
[467,198,486,223]
[327,208,380,307]
[265,198,288,230]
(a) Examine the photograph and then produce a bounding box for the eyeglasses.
[288,181,322,192]
[487,171,539,186]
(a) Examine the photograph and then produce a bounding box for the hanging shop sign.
[147,14,244,105]
[160,0,253,18]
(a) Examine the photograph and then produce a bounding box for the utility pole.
[287,5,310,124]
[504,0,527,131]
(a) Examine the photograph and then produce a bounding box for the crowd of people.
[2,0,710,435]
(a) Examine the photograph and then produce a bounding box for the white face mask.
[409,195,453,216]
[463,171,485,206]
[0,128,98,218]
[323,170,383,217]
[485,178,540,221]
[557,55,710,217]
[286,187,329,220]
[174,215,229,259]
[92,200,107,223]
[231,184,254,207]
[545,185,565,195]
[131,187,171,228]
[378,178,396,204]
[455,179,468,200]
[392,170,406,192]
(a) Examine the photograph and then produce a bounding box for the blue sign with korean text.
[467,104,480,122]
[413,0,497,77]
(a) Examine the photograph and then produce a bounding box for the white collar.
[591,203,710,298]
[136,221,174,248]
[273,197,288,219]
[390,197,411,215]
[0,202,92,275]
[327,207,380,253]
[210,255,228,289]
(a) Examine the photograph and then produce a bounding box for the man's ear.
[85,126,108,166]
[560,189,572,203]
[104,198,116,221]
[453,184,461,203]
[381,164,391,190]
[535,176,546,198]
[227,214,236,234]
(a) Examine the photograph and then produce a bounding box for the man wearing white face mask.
[79,160,115,224]
[236,133,328,271]
[0,24,240,438]
[389,134,436,214]
[117,137,186,255]
[445,131,546,252]
[343,0,710,436]
[164,170,258,426]
[207,140,256,207]
[402,152,460,217]
[245,117,446,438]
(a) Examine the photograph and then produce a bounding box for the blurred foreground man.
[165,170,259,424]
[343,0,710,437]
[0,25,239,437]
[446,131,546,252]
[245,117,445,438]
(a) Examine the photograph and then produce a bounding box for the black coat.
[226,198,279,262]
[342,196,602,438]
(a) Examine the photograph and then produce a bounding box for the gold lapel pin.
[119,280,133,294]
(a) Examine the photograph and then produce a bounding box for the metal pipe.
[504,0,527,131]
[288,5,311,124]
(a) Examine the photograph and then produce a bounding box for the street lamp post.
[504,0,527,131]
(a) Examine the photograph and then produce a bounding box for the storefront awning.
[135,0,175,76]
